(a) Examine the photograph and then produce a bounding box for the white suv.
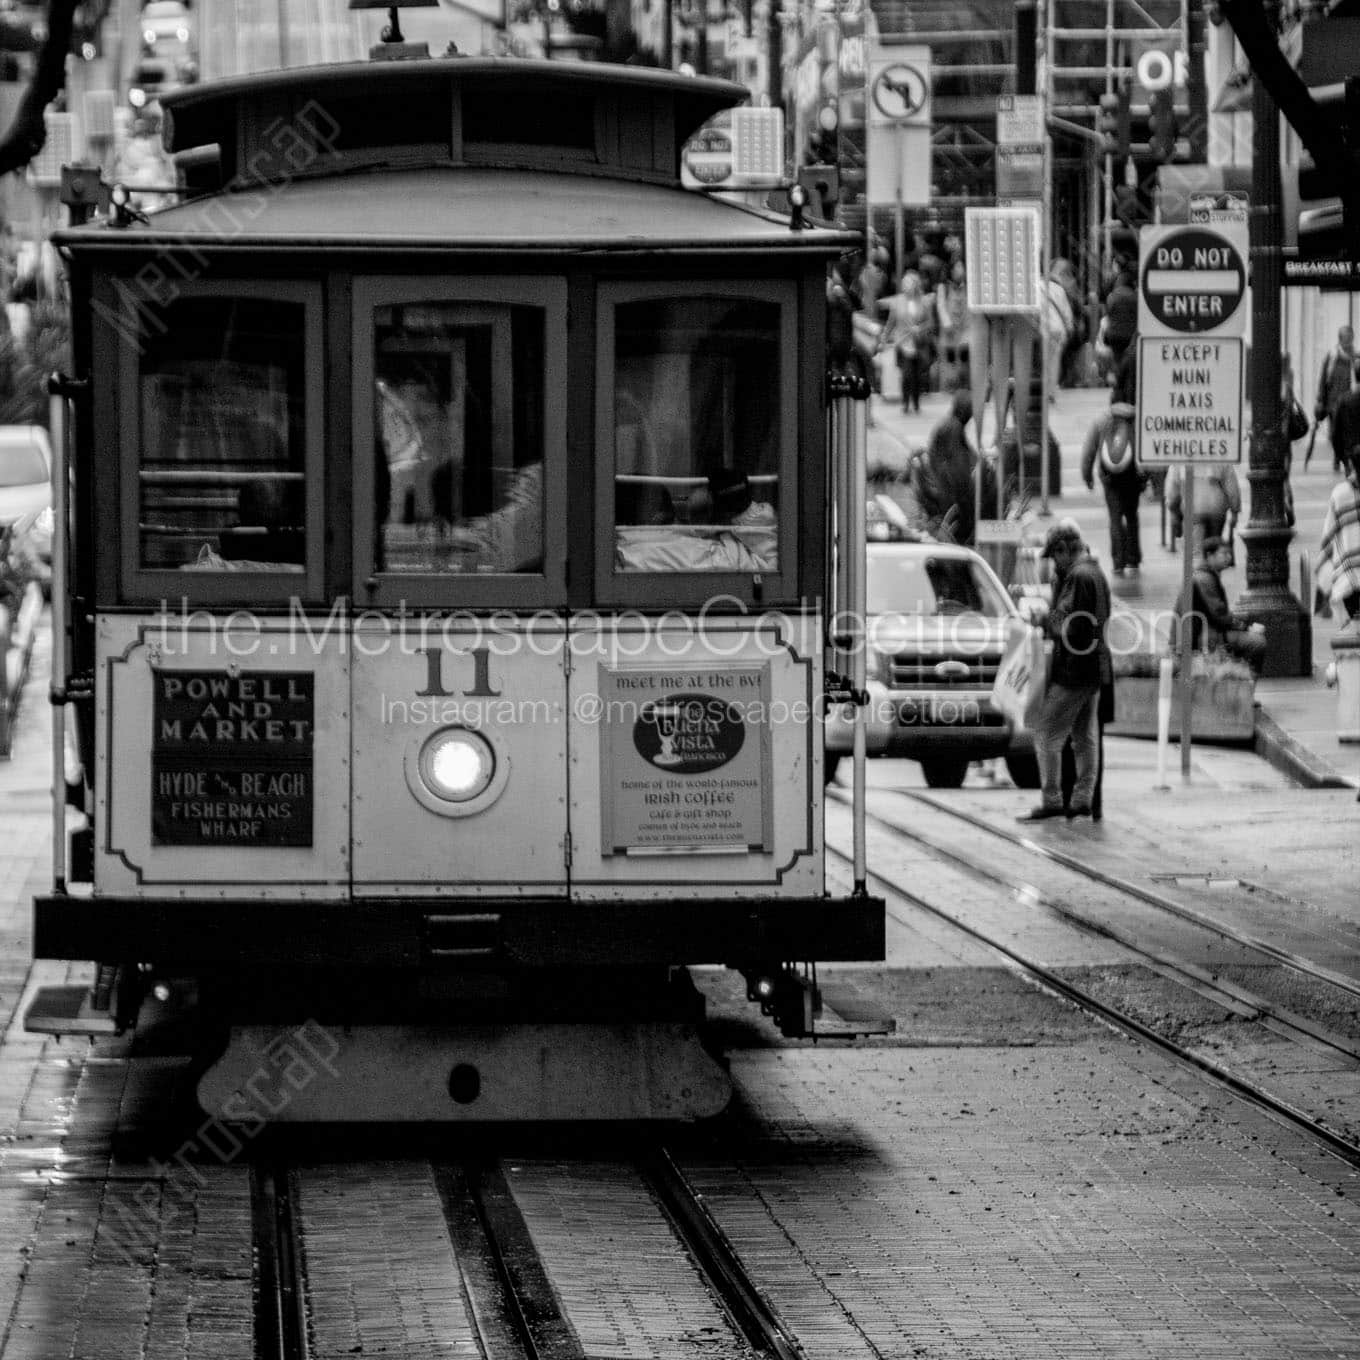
[825,539,1038,788]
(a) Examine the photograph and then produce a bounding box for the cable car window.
[372,303,545,576]
[611,298,781,574]
[137,297,306,572]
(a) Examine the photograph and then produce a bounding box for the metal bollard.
[1327,633,1360,743]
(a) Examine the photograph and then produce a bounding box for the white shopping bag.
[991,618,1048,730]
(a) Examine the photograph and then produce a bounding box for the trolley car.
[27,51,883,1120]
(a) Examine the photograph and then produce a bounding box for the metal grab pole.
[48,381,69,893]
[848,393,868,890]
[828,367,870,892]
[1179,468,1195,780]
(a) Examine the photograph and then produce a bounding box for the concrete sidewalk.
[870,383,1360,793]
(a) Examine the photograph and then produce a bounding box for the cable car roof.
[57,168,854,255]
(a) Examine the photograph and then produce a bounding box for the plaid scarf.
[1320,477,1360,610]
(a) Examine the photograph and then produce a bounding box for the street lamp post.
[1235,0,1310,677]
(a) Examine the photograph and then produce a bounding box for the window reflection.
[138,298,305,572]
[373,303,544,575]
[612,298,780,573]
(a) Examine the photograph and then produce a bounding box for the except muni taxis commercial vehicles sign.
[1135,222,1249,465]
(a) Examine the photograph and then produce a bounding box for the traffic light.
[1098,84,1130,159]
[1113,183,1150,229]
[1148,88,1178,162]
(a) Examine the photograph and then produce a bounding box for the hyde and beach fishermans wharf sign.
[1135,223,1249,465]
[151,670,314,846]
[599,665,773,855]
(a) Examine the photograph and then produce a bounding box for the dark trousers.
[1062,718,1105,820]
[898,351,927,411]
[1102,478,1142,570]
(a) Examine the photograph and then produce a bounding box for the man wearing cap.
[1020,522,1113,821]
[1081,400,1144,577]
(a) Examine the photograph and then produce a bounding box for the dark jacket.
[1103,283,1137,347]
[1176,564,1243,650]
[1048,553,1112,689]
[1330,386,1360,475]
[1080,412,1142,492]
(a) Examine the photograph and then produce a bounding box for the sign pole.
[893,123,904,284]
[1179,468,1194,781]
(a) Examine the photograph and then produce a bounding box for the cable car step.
[24,984,120,1036]
[816,987,896,1038]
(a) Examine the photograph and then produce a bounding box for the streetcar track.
[823,841,1360,1168]
[250,1159,309,1360]
[834,791,1360,1066]
[251,1150,804,1359]
[905,789,1360,1002]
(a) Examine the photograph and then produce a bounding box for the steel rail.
[846,795,1360,1064]
[905,790,1360,1003]
[642,1148,808,1360]
[825,842,1360,1169]
[250,1159,310,1360]
[434,1160,583,1360]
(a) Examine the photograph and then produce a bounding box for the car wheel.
[1004,752,1042,789]
[824,753,841,785]
[921,758,968,788]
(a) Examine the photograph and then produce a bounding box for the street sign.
[869,61,930,124]
[866,45,931,206]
[1135,335,1244,465]
[1189,190,1248,225]
[976,519,1024,544]
[680,108,784,191]
[964,207,1042,313]
[1137,223,1249,337]
[996,94,1043,145]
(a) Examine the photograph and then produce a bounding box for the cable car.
[28,50,882,1120]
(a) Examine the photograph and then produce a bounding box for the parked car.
[825,537,1040,788]
[141,0,193,54]
[0,426,53,593]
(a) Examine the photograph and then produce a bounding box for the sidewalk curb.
[1253,705,1356,789]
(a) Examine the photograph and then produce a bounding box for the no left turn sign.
[1137,223,1248,338]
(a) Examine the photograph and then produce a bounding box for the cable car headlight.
[129,87,147,108]
[404,726,509,817]
[420,729,494,802]
[144,27,157,45]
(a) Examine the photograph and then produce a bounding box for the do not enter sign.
[1137,224,1248,338]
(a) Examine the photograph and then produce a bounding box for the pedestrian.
[878,270,936,414]
[1282,353,1308,527]
[935,260,970,391]
[1312,325,1359,472]
[1081,400,1144,577]
[911,392,979,543]
[1174,534,1267,674]
[1317,456,1360,625]
[1042,260,1076,400]
[1096,266,1137,381]
[1327,379,1360,480]
[1165,461,1241,558]
[857,245,890,320]
[1018,521,1112,821]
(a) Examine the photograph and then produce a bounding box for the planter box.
[1108,669,1255,743]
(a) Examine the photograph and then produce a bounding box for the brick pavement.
[687,1044,1360,1360]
